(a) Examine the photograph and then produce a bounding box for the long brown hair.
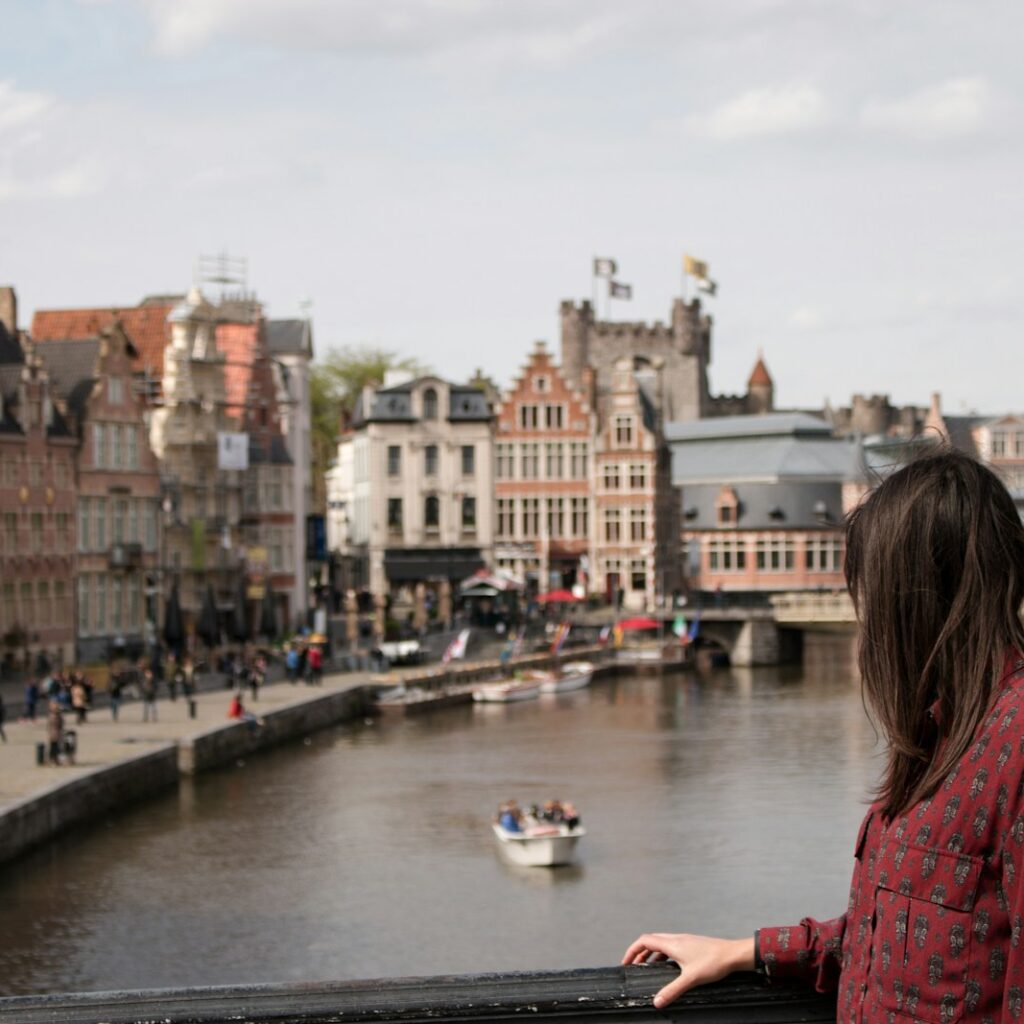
[845,447,1024,818]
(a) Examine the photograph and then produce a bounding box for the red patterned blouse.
[758,658,1024,1024]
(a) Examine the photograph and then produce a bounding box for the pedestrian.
[71,678,89,724]
[285,644,299,684]
[141,669,158,722]
[0,692,6,742]
[168,657,181,701]
[308,643,322,685]
[109,672,123,722]
[297,643,308,683]
[182,655,196,698]
[24,678,39,721]
[622,449,1024,1023]
[247,658,260,701]
[46,699,64,765]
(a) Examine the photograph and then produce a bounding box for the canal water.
[0,638,878,996]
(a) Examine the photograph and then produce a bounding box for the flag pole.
[591,258,598,318]
[681,258,687,304]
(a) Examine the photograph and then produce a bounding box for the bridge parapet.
[770,592,855,626]
[0,967,836,1024]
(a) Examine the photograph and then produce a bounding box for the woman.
[623,450,1024,1022]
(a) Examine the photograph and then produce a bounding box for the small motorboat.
[491,821,585,867]
[472,679,541,703]
[537,660,594,694]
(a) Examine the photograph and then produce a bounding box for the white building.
[329,372,495,622]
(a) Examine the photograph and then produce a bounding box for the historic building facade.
[34,324,162,663]
[0,288,77,670]
[667,413,855,593]
[492,342,595,594]
[332,373,494,626]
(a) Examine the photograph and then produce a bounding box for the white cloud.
[860,77,995,140]
[691,85,828,140]
[788,305,825,330]
[0,80,54,136]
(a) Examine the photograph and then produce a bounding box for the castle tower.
[746,353,774,414]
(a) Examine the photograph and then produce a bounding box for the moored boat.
[472,680,541,703]
[537,661,595,694]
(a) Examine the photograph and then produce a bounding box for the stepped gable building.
[0,287,77,670]
[592,357,681,609]
[559,297,773,422]
[335,373,495,625]
[34,324,162,664]
[666,413,858,593]
[493,341,596,594]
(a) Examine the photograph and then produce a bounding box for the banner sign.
[217,431,249,471]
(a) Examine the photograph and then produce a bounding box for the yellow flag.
[684,254,708,279]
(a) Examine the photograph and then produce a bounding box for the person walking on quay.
[141,669,158,723]
[23,678,38,721]
[182,655,196,698]
[622,449,1024,1024]
[46,699,64,765]
[307,643,322,685]
[71,677,89,725]
[108,671,124,721]
[285,643,299,684]
[0,692,7,742]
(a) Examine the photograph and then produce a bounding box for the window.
[2,511,16,553]
[127,500,138,543]
[1,582,13,629]
[111,576,123,631]
[544,404,564,429]
[719,505,735,525]
[113,499,126,544]
[423,387,438,421]
[1015,432,1024,458]
[519,404,539,430]
[571,498,589,537]
[55,458,67,488]
[521,497,540,538]
[94,497,107,550]
[126,426,138,469]
[461,445,475,476]
[29,460,41,486]
[110,424,122,469]
[709,537,747,572]
[533,376,549,393]
[18,581,31,627]
[425,444,439,476]
[495,443,514,479]
[462,496,476,531]
[805,536,843,572]
[755,537,796,572]
[992,431,1007,457]
[521,443,539,479]
[716,487,739,526]
[37,581,50,626]
[54,580,66,627]
[629,507,647,542]
[547,497,564,538]
[144,501,157,552]
[630,559,647,592]
[56,512,69,551]
[603,508,622,542]
[545,442,563,479]
[78,499,90,552]
[629,464,648,490]
[93,423,105,468]
[270,528,285,572]
[570,442,588,479]
[497,498,514,538]
[31,511,43,553]
[267,469,284,510]
[424,495,440,531]
[387,445,401,477]
[108,376,123,405]
[387,498,403,532]
[602,463,621,490]
[95,575,107,632]
[614,416,634,447]
[4,458,17,485]
[128,578,140,630]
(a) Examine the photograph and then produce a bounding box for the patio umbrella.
[259,582,277,640]
[618,616,660,631]
[162,580,185,656]
[537,589,579,604]
[197,584,220,650]
[229,574,250,644]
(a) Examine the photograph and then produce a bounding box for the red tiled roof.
[32,305,173,376]
[215,321,261,415]
[748,354,773,388]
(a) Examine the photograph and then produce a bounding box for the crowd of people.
[496,798,581,833]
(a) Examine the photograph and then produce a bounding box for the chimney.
[0,286,17,337]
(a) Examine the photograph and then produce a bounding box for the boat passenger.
[498,801,523,832]
[622,449,1024,1021]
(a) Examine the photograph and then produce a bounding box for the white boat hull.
[539,662,595,694]
[492,823,585,866]
[472,681,540,703]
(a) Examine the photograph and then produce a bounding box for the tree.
[310,346,429,510]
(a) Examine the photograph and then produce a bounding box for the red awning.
[618,616,660,631]
[537,589,580,604]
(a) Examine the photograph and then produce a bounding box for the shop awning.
[384,547,484,583]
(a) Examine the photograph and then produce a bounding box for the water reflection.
[0,636,877,996]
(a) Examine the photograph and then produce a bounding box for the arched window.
[424,495,440,531]
[423,387,438,421]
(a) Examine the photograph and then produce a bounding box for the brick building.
[592,357,681,609]
[34,324,162,663]
[0,288,77,670]
[493,342,595,594]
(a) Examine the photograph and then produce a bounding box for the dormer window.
[423,387,438,421]
[716,486,739,527]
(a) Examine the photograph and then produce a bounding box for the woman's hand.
[620,933,755,1008]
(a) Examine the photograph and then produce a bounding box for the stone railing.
[770,592,855,624]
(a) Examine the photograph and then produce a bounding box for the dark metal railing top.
[0,967,836,1024]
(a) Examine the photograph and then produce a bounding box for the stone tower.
[746,354,774,415]
[559,297,713,421]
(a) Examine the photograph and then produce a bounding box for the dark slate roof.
[358,376,492,424]
[681,479,846,531]
[940,415,985,457]
[0,322,24,365]
[35,338,100,414]
[448,385,491,421]
[249,433,294,466]
[665,412,832,442]
[266,319,312,357]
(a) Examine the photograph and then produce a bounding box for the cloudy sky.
[1,1,1021,413]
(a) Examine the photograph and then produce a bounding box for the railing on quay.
[0,966,837,1024]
